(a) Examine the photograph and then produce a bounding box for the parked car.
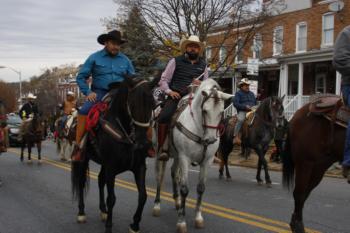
[7,113,22,146]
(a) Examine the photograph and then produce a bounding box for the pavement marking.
[7,149,321,233]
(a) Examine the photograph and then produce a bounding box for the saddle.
[309,94,350,128]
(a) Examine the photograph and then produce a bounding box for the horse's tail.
[71,157,89,200]
[282,132,294,190]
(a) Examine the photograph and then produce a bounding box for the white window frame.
[235,38,244,64]
[321,13,334,47]
[273,26,283,56]
[253,33,263,59]
[205,47,212,61]
[296,22,307,53]
[315,73,327,94]
[219,46,227,64]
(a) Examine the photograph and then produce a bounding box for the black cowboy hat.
[97,30,127,45]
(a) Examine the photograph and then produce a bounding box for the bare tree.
[107,0,285,77]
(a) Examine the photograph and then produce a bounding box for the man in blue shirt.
[72,30,135,161]
[233,78,257,145]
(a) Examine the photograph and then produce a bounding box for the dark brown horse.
[20,114,45,163]
[282,102,345,233]
[217,96,285,186]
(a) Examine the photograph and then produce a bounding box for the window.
[315,74,326,93]
[235,38,244,63]
[205,47,212,61]
[219,46,227,64]
[273,26,283,55]
[322,13,334,46]
[296,23,307,52]
[253,33,263,59]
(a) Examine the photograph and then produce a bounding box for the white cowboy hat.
[238,78,251,87]
[67,91,75,96]
[27,93,37,99]
[180,35,205,55]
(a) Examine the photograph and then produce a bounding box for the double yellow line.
[8,149,320,233]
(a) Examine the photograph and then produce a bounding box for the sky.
[0,0,119,83]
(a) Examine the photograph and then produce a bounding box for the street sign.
[247,58,259,76]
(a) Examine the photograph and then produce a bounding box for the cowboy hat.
[27,93,37,99]
[66,91,75,96]
[238,78,251,87]
[180,35,204,55]
[97,30,127,45]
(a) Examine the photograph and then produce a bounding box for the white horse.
[153,79,233,233]
[56,110,77,161]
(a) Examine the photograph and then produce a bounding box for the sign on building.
[247,58,259,76]
[249,80,258,96]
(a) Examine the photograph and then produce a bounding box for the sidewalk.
[226,147,343,179]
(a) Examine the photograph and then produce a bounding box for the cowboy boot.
[71,115,87,161]
[157,123,169,161]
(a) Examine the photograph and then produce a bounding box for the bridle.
[126,80,153,128]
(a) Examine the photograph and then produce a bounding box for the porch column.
[278,63,288,105]
[298,62,304,108]
[336,71,342,95]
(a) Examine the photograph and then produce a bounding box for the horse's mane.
[256,97,273,121]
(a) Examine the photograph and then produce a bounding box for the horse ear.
[202,90,210,97]
[124,74,135,88]
[218,91,233,100]
[148,76,160,90]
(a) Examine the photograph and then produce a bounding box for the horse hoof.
[226,177,232,181]
[152,204,160,217]
[77,215,86,223]
[38,160,42,165]
[176,222,187,233]
[128,226,140,233]
[257,180,263,185]
[195,218,204,229]
[27,160,32,164]
[219,174,223,179]
[100,212,108,222]
[266,182,272,188]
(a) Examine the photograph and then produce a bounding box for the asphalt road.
[0,140,349,233]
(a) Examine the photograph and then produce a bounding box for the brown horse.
[20,114,45,163]
[282,102,345,233]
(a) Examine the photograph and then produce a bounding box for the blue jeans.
[78,89,108,115]
[234,111,246,136]
[342,85,350,167]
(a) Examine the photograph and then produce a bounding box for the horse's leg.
[194,162,208,229]
[290,161,313,233]
[255,149,263,185]
[223,152,231,180]
[129,164,147,233]
[153,159,167,217]
[27,142,32,164]
[261,148,272,187]
[291,158,333,233]
[177,157,189,233]
[171,158,181,210]
[98,166,107,222]
[105,172,116,233]
[20,141,24,162]
[37,141,42,163]
[60,139,67,160]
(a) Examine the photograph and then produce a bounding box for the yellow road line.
[8,149,321,233]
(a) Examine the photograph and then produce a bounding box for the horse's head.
[197,79,233,134]
[111,74,156,151]
[268,95,285,128]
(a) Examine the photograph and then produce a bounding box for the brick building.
[206,0,350,118]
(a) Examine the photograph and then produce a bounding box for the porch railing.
[284,95,310,120]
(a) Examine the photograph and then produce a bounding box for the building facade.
[206,0,350,119]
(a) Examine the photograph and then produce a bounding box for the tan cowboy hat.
[238,78,251,87]
[180,35,205,55]
[27,93,37,99]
